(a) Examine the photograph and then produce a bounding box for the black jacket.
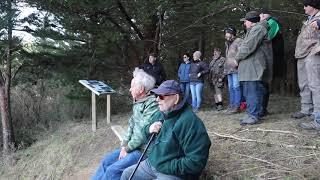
[140,62,166,86]
[189,60,209,83]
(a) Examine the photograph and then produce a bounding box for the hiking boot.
[299,121,320,131]
[225,107,240,115]
[240,116,259,126]
[291,112,309,119]
[217,105,223,111]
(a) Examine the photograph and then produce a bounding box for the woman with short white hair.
[189,51,209,112]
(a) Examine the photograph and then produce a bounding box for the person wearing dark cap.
[259,9,285,117]
[223,27,243,114]
[294,0,320,131]
[140,53,166,86]
[121,80,211,180]
[235,11,272,125]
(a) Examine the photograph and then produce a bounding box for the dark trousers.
[261,82,269,115]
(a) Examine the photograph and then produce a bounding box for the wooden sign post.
[79,80,115,132]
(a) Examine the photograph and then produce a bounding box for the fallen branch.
[253,128,304,136]
[208,131,319,150]
[233,153,291,171]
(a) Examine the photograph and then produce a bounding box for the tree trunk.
[0,85,13,154]
[1,0,15,155]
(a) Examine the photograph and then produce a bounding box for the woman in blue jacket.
[178,53,191,103]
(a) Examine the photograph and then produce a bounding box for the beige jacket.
[295,11,320,59]
[224,38,243,75]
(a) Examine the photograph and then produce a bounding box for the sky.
[14,2,38,43]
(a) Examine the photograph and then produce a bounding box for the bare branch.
[116,0,144,40]
[165,4,236,39]
[209,131,319,150]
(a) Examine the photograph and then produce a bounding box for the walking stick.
[128,132,156,180]
[129,118,164,180]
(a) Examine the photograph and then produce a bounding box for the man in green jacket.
[235,11,273,125]
[92,68,161,180]
[121,80,211,180]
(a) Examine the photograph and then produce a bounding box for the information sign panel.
[79,80,115,96]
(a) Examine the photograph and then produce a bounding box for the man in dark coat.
[140,53,166,86]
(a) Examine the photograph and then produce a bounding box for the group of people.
[92,0,320,179]
[178,9,280,125]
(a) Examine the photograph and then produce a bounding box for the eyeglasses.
[183,56,188,58]
[156,94,168,100]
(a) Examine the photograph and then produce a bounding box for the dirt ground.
[200,95,320,179]
[1,95,320,179]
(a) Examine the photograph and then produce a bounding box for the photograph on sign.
[79,80,115,95]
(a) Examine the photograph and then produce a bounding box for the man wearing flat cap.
[235,11,273,125]
[294,0,320,132]
[121,80,211,180]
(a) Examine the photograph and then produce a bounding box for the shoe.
[217,105,223,111]
[240,116,259,126]
[291,112,309,119]
[223,106,232,113]
[299,121,320,131]
[260,110,269,117]
[309,114,315,120]
[225,107,240,115]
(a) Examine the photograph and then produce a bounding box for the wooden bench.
[111,125,127,142]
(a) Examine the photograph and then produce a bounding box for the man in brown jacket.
[224,27,243,114]
[294,0,320,131]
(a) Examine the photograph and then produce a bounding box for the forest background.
[0,0,310,176]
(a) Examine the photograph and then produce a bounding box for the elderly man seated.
[92,68,161,180]
[121,80,211,180]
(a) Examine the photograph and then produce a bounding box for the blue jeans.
[227,73,241,108]
[242,81,265,119]
[180,82,191,103]
[121,159,182,180]
[92,148,142,180]
[190,82,204,110]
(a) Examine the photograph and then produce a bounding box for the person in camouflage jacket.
[209,48,226,110]
[92,68,161,180]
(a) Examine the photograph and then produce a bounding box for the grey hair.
[193,51,202,59]
[132,68,156,92]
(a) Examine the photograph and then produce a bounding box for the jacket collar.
[133,94,154,104]
[162,99,187,119]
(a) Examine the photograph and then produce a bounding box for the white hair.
[132,68,156,92]
[193,51,202,59]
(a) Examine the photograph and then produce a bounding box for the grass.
[0,95,320,179]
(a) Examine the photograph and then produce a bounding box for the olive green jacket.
[235,21,273,83]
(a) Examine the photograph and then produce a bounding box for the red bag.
[240,102,247,111]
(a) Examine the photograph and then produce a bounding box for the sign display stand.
[79,80,116,132]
